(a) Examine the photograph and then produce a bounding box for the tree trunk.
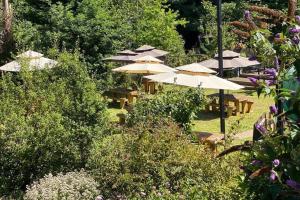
[0,0,12,54]
[2,0,8,15]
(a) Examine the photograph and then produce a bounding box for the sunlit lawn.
[193,89,273,134]
[107,86,274,135]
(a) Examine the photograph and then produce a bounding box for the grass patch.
[193,89,273,134]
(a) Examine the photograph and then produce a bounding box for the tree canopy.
[10,0,186,76]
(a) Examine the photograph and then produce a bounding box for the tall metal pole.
[217,0,226,135]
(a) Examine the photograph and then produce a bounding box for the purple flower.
[248,77,258,86]
[296,16,300,25]
[272,159,280,167]
[292,36,300,45]
[269,105,278,115]
[265,79,276,86]
[255,123,267,133]
[275,33,281,38]
[286,180,300,190]
[264,68,277,78]
[289,28,300,34]
[251,160,262,166]
[274,56,279,69]
[270,170,277,181]
[244,10,251,21]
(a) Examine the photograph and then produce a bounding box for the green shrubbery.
[24,171,100,200]
[126,88,206,132]
[88,118,244,199]
[0,52,108,196]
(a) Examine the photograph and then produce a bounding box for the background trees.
[10,0,186,77]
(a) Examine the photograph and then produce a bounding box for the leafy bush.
[0,52,108,196]
[24,171,100,200]
[88,119,244,199]
[126,88,206,132]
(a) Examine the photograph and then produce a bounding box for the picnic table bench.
[143,80,158,94]
[104,88,139,109]
[206,93,254,117]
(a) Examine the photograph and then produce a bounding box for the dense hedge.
[88,119,245,199]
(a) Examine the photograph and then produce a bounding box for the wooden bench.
[226,106,234,117]
[197,132,224,154]
[120,98,127,109]
[206,103,236,117]
[246,101,254,113]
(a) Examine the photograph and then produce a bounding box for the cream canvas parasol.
[0,50,58,72]
[199,50,260,70]
[112,56,176,74]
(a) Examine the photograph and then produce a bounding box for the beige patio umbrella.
[135,45,156,52]
[104,45,169,63]
[199,50,260,70]
[135,45,169,58]
[144,71,244,90]
[117,50,138,55]
[112,56,176,74]
[103,49,138,63]
[176,63,217,75]
[0,50,58,72]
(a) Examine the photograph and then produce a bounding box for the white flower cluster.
[24,170,100,200]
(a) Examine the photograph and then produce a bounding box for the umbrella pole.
[217,0,226,136]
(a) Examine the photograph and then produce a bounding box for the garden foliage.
[24,171,100,200]
[126,88,206,132]
[11,0,186,76]
[0,52,108,196]
[230,2,300,199]
[88,119,244,199]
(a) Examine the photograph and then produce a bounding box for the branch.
[288,0,297,19]
[232,29,251,39]
[217,141,253,158]
[249,6,284,19]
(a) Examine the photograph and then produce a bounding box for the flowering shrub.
[24,171,100,200]
[230,2,300,199]
[88,119,244,199]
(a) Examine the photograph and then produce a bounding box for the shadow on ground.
[195,111,219,121]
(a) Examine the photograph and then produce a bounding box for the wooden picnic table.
[143,79,158,94]
[104,88,139,109]
[206,93,254,116]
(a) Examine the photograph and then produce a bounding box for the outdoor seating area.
[104,88,139,109]
[104,49,259,118]
[206,93,254,117]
